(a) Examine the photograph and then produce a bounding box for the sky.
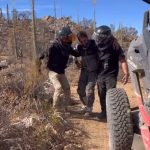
[0,0,150,33]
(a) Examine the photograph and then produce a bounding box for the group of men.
[40,25,129,119]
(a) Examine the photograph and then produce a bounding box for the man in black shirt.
[75,31,99,116]
[93,25,129,119]
[40,26,80,112]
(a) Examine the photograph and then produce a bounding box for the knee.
[77,87,84,96]
[86,84,95,95]
[86,88,94,96]
[64,87,71,96]
[55,85,63,95]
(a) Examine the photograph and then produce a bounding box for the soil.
[67,67,137,150]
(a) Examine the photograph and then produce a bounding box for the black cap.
[58,26,72,37]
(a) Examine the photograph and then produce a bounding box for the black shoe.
[97,112,107,120]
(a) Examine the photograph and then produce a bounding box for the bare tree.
[80,17,94,29]
[114,24,138,50]
[12,1,18,58]
[6,4,10,23]
[77,9,80,25]
[53,0,57,39]
[0,8,2,18]
[110,24,116,33]
[92,0,96,31]
[12,9,18,21]
[31,0,37,61]
[18,11,31,20]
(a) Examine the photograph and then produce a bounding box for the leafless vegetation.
[0,2,138,149]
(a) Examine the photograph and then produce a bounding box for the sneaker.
[80,105,88,114]
[97,112,107,119]
[84,107,92,117]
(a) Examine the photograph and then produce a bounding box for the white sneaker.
[84,107,92,117]
[80,105,88,113]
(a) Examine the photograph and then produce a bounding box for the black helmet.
[92,25,112,45]
[58,26,72,38]
[96,25,111,36]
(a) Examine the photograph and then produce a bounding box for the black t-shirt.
[98,45,125,77]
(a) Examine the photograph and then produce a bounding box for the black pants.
[97,75,117,113]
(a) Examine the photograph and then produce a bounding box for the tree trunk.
[31,0,37,60]
[12,7,18,58]
[0,8,2,18]
[6,4,9,23]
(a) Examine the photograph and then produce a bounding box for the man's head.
[77,31,89,46]
[93,25,112,46]
[58,26,76,45]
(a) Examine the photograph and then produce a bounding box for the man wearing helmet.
[40,26,80,112]
[93,25,129,119]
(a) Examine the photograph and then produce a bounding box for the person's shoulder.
[49,40,60,50]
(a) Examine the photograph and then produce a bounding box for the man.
[93,25,129,119]
[75,31,99,116]
[40,26,80,112]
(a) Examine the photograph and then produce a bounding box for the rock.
[0,60,8,69]
[64,144,83,150]
[52,144,64,150]
[65,130,75,136]
[45,123,57,135]
[12,115,40,128]
[74,130,83,137]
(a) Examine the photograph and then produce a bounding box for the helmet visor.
[93,32,108,45]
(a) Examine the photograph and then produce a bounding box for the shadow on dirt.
[67,105,107,123]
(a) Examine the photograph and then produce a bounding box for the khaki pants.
[49,71,71,108]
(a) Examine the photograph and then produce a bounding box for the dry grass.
[0,60,83,150]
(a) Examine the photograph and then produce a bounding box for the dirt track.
[67,68,137,150]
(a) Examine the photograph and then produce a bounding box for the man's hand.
[75,61,82,69]
[76,62,82,68]
[120,58,129,85]
[122,73,129,84]
[38,68,42,74]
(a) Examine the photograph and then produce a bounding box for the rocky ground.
[0,59,137,150]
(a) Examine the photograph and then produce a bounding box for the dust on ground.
[67,67,137,150]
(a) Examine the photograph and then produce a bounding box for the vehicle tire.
[106,88,134,150]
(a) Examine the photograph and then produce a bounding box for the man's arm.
[70,48,81,57]
[117,44,129,84]
[120,58,129,84]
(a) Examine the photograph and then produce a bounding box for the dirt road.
[67,68,137,150]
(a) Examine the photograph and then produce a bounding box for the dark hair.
[77,31,88,39]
